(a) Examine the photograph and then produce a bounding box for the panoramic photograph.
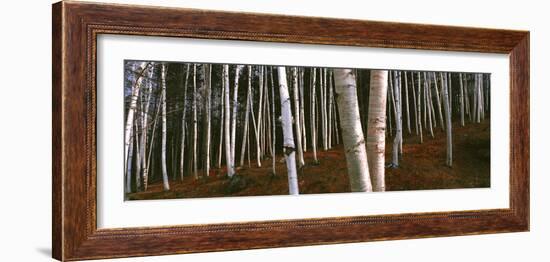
[123,61,490,200]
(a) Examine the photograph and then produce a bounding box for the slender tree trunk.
[404,72,411,134]
[463,74,471,121]
[322,69,328,151]
[255,66,264,167]
[410,72,418,135]
[416,72,423,143]
[192,64,198,179]
[292,67,305,168]
[459,73,465,126]
[124,62,148,177]
[424,73,434,138]
[333,103,340,145]
[277,67,299,195]
[270,67,277,175]
[328,70,334,148]
[204,65,212,176]
[126,131,134,193]
[134,121,141,190]
[179,64,190,180]
[391,71,403,167]
[432,72,445,130]
[230,65,243,172]
[473,74,479,123]
[217,70,225,168]
[367,70,388,192]
[141,63,154,190]
[310,68,319,163]
[223,65,235,177]
[160,63,170,191]
[388,85,393,136]
[333,69,372,192]
[299,68,307,152]
[240,66,252,166]
[441,72,453,167]
[397,72,403,154]
[146,90,162,187]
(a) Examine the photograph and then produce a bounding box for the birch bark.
[333,69,372,192]
[160,63,170,191]
[277,67,299,195]
[223,65,235,177]
[367,70,388,192]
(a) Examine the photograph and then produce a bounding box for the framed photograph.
[52,1,529,261]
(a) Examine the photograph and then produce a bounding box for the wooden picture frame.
[52,1,529,261]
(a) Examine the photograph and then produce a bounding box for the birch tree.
[333,69,372,192]
[367,70,388,192]
[432,72,445,130]
[441,73,453,166]
[203,65,212,176]
[160,63,170,191]
[391,71,403,168]
[404,72,411,134]
[416,72,423,143]
[223,65,235,177]
[292,67,305,168]
[459,73,465,126]
[277,67,299,195]
[255,66,264,167]
[239,66,252,166]
[230,65,243,172]
[124,62,148,177]
[310,68,319,163]
[270,67,277,175]
[179,64,190,180]
[192,64,198,179]
[141,63,154,190]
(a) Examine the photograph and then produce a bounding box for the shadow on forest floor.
[127,119,490,200]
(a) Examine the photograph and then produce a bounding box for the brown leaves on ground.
[127,119,490,201]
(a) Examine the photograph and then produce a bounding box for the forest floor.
[127,119,490,200]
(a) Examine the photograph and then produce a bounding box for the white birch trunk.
[321,69,328,151]
[391,71,403,167]
[404,72,411,134]
[432,72,445,130]
[292,67,305,168]
[255,66,264,167]
[424,72,434,138]
[179,64,190,180]
[441,73,453,166]
[328,70,334,148]
[124,62,148,177]
[223,65,235,177]
[204,65,212,176]
[217,72,225,168]
[239,66,252,166]
[310,68,318,163]
[160,63,170,191]
[299,68,307,152]
[134,121,141,190]
[126,132,134,193]
[270,67,277,175]
[459,73,465,126]
[416,72,423,143]
[277,67,299,195]
[230,65,243,172]
[410,72,418,135]
[192,64,198,179]
[367,70,388,192]
[333,69,372,192]
[141,62,154,190]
